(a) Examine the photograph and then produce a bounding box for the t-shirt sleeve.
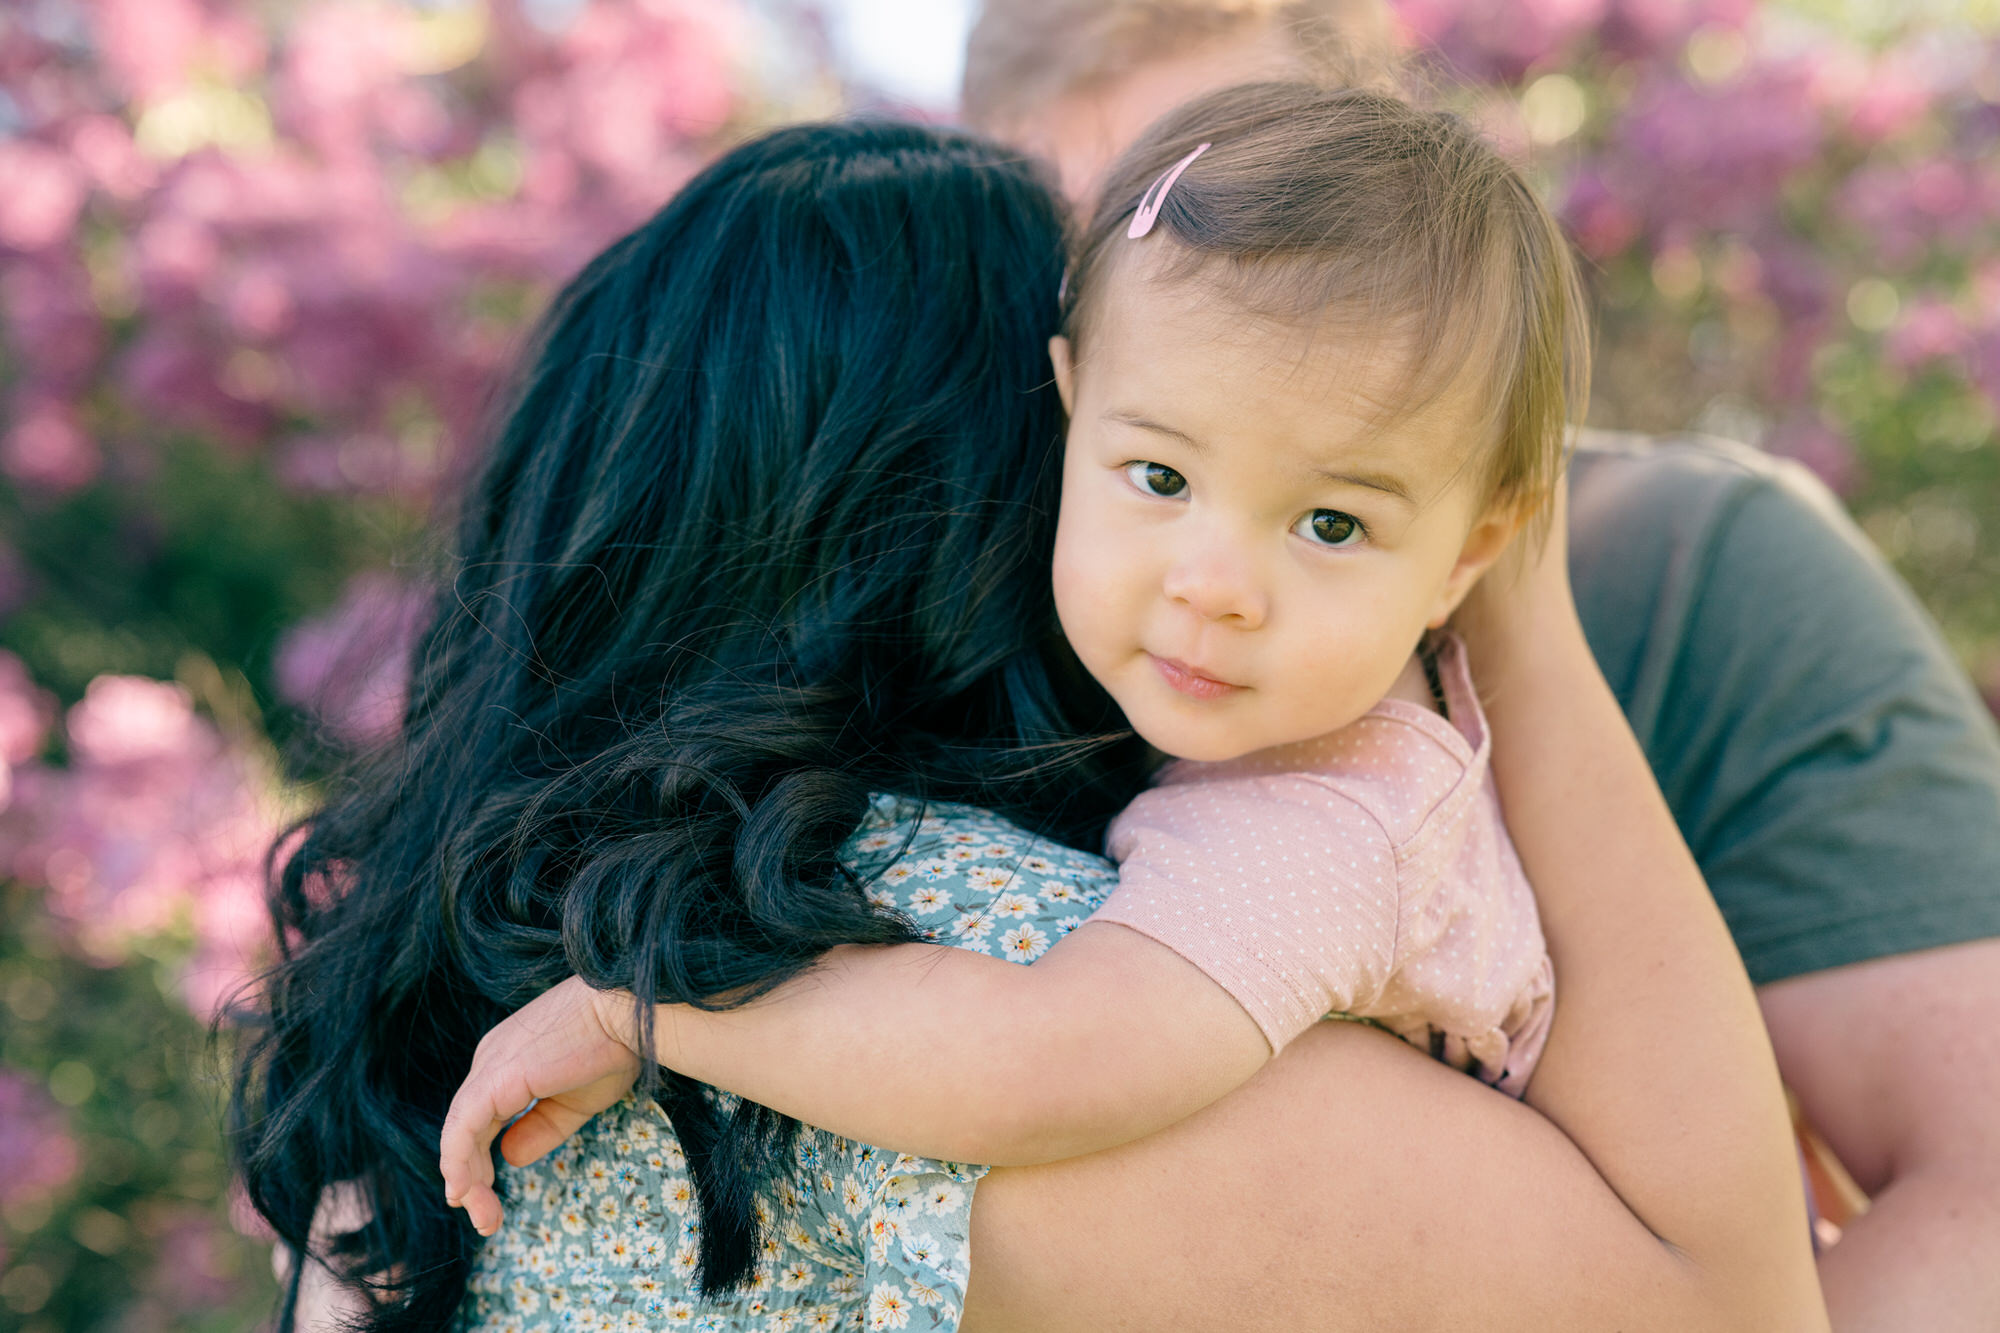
[1090,775,1400,1052]
[1584,445,2000,984]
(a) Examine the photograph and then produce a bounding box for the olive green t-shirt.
[1567,431,2000,985]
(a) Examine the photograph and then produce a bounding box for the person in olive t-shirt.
[965,1,2000,1323]
[1570,430,2000,983]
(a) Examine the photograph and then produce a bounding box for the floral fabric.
[457,796,1116,1332]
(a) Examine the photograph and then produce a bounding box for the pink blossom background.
[0,0,1997,1326]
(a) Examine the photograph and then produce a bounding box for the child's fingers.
[458,1181,505,1237]
[497,1099,593,1167]
[438,1069,533,1208]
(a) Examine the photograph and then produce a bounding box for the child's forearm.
[1478,602,1826,1325]
[603,923,1266,1164]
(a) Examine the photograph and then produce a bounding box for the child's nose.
[1162,545,1267,629]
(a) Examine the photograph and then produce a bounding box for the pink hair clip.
[1127,142,1211,240]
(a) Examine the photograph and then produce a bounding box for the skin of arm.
[1758,939,2000,1331]
[1453,490,1827,1328]
[438,923,1270,1232]
[616,921,1270,1164]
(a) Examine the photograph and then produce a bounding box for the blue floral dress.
[457,796,1117,1333]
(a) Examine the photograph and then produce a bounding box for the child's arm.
[1455,484,1828,1326]
[637,921,1267,1159]
[440,921,1267,1235]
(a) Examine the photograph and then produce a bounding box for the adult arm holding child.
[441,489,1829,1329]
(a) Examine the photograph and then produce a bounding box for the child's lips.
[1149,654,1244,701]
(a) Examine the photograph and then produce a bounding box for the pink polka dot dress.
[1093,634,1554,1096]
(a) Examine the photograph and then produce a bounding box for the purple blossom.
[1597,0,1752,60]
[0,1067,80,1209]
[0,139,89,252]
[1885,296,1971,372]
[2,393,101,493]
[0,651,57,814]
[1393,0,1607,83]
[1610,63,1823,237]
[138,1204,244,1316]
[1,252,105,397]
[1765,412,1860,497]
[3,675,283,1018]
[1836,157,2000,270]
[274,572,433,747]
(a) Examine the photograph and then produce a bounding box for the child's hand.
[439,976,642,1236]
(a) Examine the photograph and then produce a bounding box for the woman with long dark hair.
[237,111,1820,1332]
[232,119,1150,1329]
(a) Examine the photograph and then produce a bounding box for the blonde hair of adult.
[961,0,1404,133]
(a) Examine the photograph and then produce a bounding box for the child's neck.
[1381,647,1445,715]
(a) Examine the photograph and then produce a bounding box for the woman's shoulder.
[841,795,1118,962]
[842,795,1113,877]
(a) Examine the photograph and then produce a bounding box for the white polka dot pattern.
[1094,635,1555,1095]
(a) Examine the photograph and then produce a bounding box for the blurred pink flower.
[2,395,101,493]
[1885,296,1971,372]
[67,113,158,201]
[1,253,107,397]
[1765,412,1859,497]
[138,1204,243,1315]
[1560,168,1643,260]
[116,329,274,445]
[1837,158,1992,269]
[1393,0,1606,83]
[274,572,433,747]
[88,0,266,104]
[67,676,208,766]
[0,140,88,252]
[221,260,296,340]
[1844,49,1939,145]
[4,676,284,1017]
[0,651,58,814]
[1613,64,1823,236]
[1970,325,2000,417]
[1598,0,1751,58]
[0,1068,80,1209]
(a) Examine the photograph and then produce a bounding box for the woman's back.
[231,120,1147,1331]
[457,799,1116,1331]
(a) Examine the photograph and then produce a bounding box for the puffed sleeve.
[1090,774,1400,1051]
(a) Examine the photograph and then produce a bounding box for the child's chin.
[1130,718,1260,765]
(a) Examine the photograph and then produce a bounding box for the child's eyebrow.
[1105,411,1204,452]
[1106,410,1416,506]
[1307,467,1416,505]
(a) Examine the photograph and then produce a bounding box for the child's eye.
[1123,461,1188,498]
[1294,509,1366,548]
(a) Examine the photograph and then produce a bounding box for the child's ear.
[1049,336,1075,415]
[1428,501,1531,629]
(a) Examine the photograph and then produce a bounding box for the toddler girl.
[443,81,1590,1324]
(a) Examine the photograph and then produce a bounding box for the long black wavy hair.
[229,119,1149,1330]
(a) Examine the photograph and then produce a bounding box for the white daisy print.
[963,864,1013,893]
[905,885,952,915]
[991,891,1037,920]
[1000,924,1051,962]
[867,1282,912,1330]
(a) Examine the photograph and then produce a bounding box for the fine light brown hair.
[961,0,1404,133]
[1065,81,1592,519]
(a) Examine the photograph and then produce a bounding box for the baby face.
[1051,263,1519,763]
